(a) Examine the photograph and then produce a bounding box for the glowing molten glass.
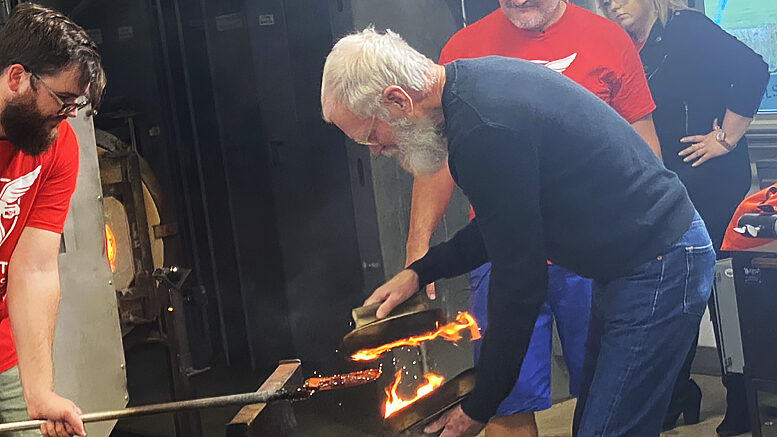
[384,371,445,418]
[351,312,481,361]
[105,224,117,272]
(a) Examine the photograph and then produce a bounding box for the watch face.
[716,130,725,141]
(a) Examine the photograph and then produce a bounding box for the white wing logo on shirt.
[0,166,41,247]
[530,53,577,74]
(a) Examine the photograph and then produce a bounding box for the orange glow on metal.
[384,371,444,418]
[105,224,117,272]
[351,312,481,361]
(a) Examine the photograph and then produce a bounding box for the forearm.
[406,163,456,266]
[408,220,488,286]
[630,114,662,160]
[7,269,59,402]
[721,109,753,146]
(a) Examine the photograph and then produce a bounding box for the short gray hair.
[321,27,436,120]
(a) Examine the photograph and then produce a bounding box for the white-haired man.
[405,1,660,435]
[321,28,715,437]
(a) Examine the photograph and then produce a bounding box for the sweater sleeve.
[446,124,548,423]
[408,219,488,287]
[686,12,769,117]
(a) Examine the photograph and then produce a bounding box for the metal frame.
[100,150,159,326]
[53,114,128,437]
[733,253,777,437]
[154,266,206,437]
[711,258,745,374]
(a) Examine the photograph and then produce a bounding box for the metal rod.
[0,389,296,433]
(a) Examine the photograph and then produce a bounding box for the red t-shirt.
[0,121,80,372]
[439,3,656,219]
[440,3,654,121]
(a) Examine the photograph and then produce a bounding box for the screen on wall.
[705,0,777,113]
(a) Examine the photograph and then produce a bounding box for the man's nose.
[64,107,79,118]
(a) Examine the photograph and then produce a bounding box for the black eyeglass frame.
[21,65,90,116]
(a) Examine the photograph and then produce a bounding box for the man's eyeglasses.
[355,116,379,147]
[24,67,89,116]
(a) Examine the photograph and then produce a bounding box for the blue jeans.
[572,214,714,436]
[470,264,591,414]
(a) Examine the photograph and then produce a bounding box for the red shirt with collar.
[0,121,79,372]
[440,3,656,220]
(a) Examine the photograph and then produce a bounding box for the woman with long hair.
[598,0,769,435]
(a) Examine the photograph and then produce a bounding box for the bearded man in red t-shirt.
[0,4,105,437]
[403,1,660,436]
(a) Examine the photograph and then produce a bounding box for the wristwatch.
[715,128,736,151]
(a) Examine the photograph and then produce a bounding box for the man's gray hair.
[321,27,436,120]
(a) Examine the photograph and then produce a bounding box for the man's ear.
[382,86,414,117]
[4,64,28,94]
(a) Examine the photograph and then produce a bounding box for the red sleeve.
[26,122,79,234]
[439,37,460,65]
[609,33,656,123]
[439,23,477,64]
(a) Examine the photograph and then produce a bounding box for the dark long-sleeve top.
[408,57,695,423]
[641,9,770,249]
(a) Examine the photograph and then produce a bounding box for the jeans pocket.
[682,243,715,316]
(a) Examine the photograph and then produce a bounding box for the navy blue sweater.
[409,57,695,422]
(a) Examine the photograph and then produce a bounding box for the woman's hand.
[679,118,732,167]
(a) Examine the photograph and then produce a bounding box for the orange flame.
[105,224,117,273]
[351,312,481,361]
[384,371,445,418]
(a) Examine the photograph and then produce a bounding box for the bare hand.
[364,269,419,319]
[424,282,436,301]
[27,391,85,437]
[679,118,731,167]
[423,404,484,437]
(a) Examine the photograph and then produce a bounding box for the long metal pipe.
[0,389,300,433]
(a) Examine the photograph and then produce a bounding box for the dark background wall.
[26,0,602,380]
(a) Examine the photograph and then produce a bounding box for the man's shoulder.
[562,4,634,47]
[39,120,79,172]
[564,3,618,28]
[52,121,79,156]
[456,7,506,38]
[446,57,569,119]
[440,9,506,62]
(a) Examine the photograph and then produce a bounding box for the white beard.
[388,117,448,176]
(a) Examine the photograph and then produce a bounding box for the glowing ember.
[105,224,117,272]
[303,368,382,391]
[351,312,481,361]
[384,371,445,418]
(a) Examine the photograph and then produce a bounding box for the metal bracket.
[227,360,303,437]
